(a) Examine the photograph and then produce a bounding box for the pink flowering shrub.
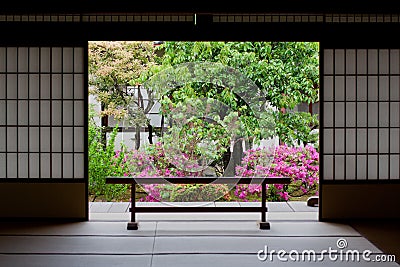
[122,142,228,202]
[234,144,319,201]
[116,142,318,202]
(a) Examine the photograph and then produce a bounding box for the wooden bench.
[106,176,291,230]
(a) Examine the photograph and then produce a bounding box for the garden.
[88,41,320,203]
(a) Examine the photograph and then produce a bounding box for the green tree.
[145,41,319,147]
[88,41,159,148]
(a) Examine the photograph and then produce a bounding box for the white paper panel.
[335,129,345,154]
[379,155,389,179]
[345,76,356,101]
[357,49,367,74]
[334,76,345,101]
[7,100,17,124]
[367,129,378,153]
[74,74,84,99]
[52,127,62,152]
[63,74,73,99]
[345,49,356,74]
[378,102,389,127]
[18,153,29,178]
[40,48,50,72]
[7,74,17,99]
[356,102,367,127]
[18,47,29,72]
[0,101,5,125]
[356,129,367,153]
[334,49,345,74]
[367,76,378,101]
[18,74,29,99]
[51,47,62,73]
[18,101,29,125]
[0,48,5,72]
[367,155,378,179]
[379,129,389,154]
[52,153,62,178]
[390,102,399,127]
[29,127,39,152]
[379,76,389,101]
[7,127,17,152]
[29,153,40,178]
[52,74,62,99]
[390,128,399,153]
[0,127,5,151]
[63,48,73,73]
[0,153,6,178]
[367,102,378,127]
[345,155,356,180]
[0,74,5,99]
[323,155,333,180]
[52,100,62,125]
[324,49,333,74]
[323,129,333,154]
[323,102,333,127]
[40,153,50,178]
[334,102,345,127]
[379,50,390,74]
[40,100,50,125]
[7,153,17,178]
[63,101,74,125]
[63,153,73,178]
[356,155,367,180]
[389,49,399,74]
[334,155,345,180]
[390,155,399,179]
[74,127,84,152]
[357,76,367,101]
[390,76,400,101]
[367,49,378,74]
[63,127,73,152]
[323,76,333,101]
[18,127,28,152]
[74,48,84,73]
[345,102,356,127]
[40,127,50,152]
[74,100,84,126]
[29,100,39,125]
[6,47,17,72]
[29,74,39,99]
[74,153,84,178]
[40,74,50,99]
[29,47,39,72]
[345,129,356,153]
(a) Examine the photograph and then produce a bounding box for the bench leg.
[259,181,270,230]
[127,183,138,230]
[127,222,139,230]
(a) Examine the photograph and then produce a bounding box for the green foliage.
[147,41,320,147]
[88,41,158,125]
[275,111,320,149]
[88,105,128,201]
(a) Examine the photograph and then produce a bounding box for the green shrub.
[88,105,129,201]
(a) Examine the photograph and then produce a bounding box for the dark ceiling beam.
[2,0,400,14]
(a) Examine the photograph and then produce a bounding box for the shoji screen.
[0,46,87,219]
[323,49,400,181]
[0,47,85,179]
[321,48,400,219]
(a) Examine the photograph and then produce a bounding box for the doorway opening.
[87,41,320,220]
